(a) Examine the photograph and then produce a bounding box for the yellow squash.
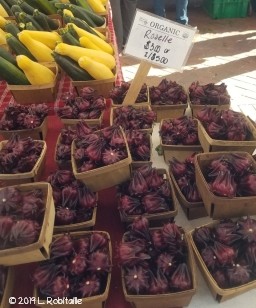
[0,28,6,44]
[18,31,54,62]
[79,36,101,51]
[21,30,61,50]
[0,4,9,17]
[69,23,113,55]
[16,55,55,85]
[0,15,8,29]
[78,55,114,80]
[87,0,106,13]
[54,42,116,69]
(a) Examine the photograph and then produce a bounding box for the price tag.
[124,9,197,70]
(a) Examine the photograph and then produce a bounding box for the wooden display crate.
[0,116,48,140]
[0,267,15,308]
[197,116,256,153]
[195,151,256,219]
[188,221,256,302]
[34,230,112,308]
[0,182,55,265]
[118,169,178,226]
[0,140,47,186]
[7,64,59,105]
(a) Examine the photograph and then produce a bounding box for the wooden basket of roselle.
[110,105,156,134]
[33,231,112,308]
[56,87,106,128]
[117,165,178,226]
[125,130,152,166]
[188,81,231,116]
[0,266,15,308]
[109,81,150,106]
[0,135,47,186]
[55,122,99,170]
[47,170,97,233]
[0,182,55,265]
[194,151,256,219]
[149,79,188,122]
[159,116,203,163]
[0,102,49,140]
[118,216,196,308]
[188,217,256,302]
[169,153,208,220]
[71,125,132,192]
[196,107,256,153]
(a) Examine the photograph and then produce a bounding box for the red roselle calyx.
[169,263,192,291]
[226,264,251,287]
[10,219,40,246]
[89,232,108,253]
[87,251,111,273]
[77,274,101,297]
[50,234,74,258]
[124,266,150,295]
[210,170,237,198]
[213,241,236,266]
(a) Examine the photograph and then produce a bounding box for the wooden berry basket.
[0,182,55,266]
[121,229,196,308]
[0,267,15,308]
[110,86,150,107]
[195,151,256,219]
[0,116,48,141]
[188,221,256,302]
[34,230,112,308]
[60,110,104,129]
[118,169,178,227]
[0,140,47,186]
[151,102,188,123]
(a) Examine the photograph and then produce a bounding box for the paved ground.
[120,6,256,118]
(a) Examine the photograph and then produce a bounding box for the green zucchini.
[75,0,93,12]
[4,21,20,38]
[25,21,36,30]
[30,0,57,15]
[52,51,93,81]
[59,28,80,46]
[64,15,100,37]
[18,12,43,30]
[10,4,23,15]
[0,55,30,85]
[0,46,17,66]
[23,0,40,9]
[32,9,51,31]
[5,0,18,6]
[6,33,37,60]
[17,0,34,14]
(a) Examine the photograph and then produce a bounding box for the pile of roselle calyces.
[193,216,256,288]
[0,102,48,131]
[196,107,252,141]
[0,266,7,299]
[32,232,111,299]
[118,216,194,295]
[73,125,129,172]
[0,135,44,174]
[0,186,45,249]
[109,81,148,104]
[169,153,202,203]
[112,106,156,130]
[118,165,174,217]
[149,79,187,106]
[203,153,256,198]
[160,116,200,146]
[47,170,97,226]
[55,121,98,166]
[56,87,105,120]
[125,130,151,162]
[189,81,231,105]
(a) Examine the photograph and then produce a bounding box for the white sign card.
[124,9,197,70]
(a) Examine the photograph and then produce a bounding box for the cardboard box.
[71,127,132,191]
[197,116,256,153]
[169,169,208,220]
[34,231,112,308]
[122,231,197,308]
[118,169,178,227]
[195,151,256,219]
[0,182,55,265]
[160,118,203,163]
[7,64,59,105]
[0,267,15,308]
[188,222,256,302]
[0,116,48,140]
[0,140,47,186]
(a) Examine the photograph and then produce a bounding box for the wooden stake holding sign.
[122,9,197,106]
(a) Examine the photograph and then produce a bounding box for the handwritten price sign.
[124,9,197,70]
